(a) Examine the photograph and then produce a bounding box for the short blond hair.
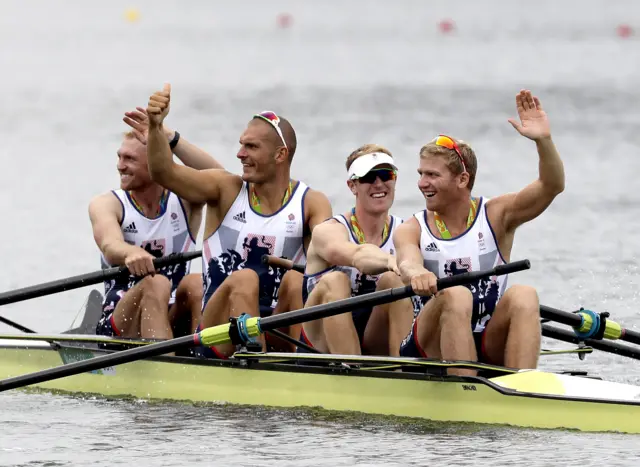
[345,144,393,171]
[419,137,477,190]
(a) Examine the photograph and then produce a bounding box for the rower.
[121,106,225,337]
[395,89,565,374]
[89,123,221,342]
[145,84,332,358]
[299,145,414,355]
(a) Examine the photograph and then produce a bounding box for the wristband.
[169,131,180,150]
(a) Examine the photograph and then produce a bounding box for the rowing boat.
[1,289,640,434]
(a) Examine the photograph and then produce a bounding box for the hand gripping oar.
[539,305,640,347]
[0,250,202,307]
[0,259,530,393]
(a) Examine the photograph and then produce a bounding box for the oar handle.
[260,259,530,332]
[261,255,305,274]
[436,259,530,290]
[0,250,202,307]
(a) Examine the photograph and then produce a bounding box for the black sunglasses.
[354,168,397,184]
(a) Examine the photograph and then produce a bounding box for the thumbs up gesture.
[147,83,171,128]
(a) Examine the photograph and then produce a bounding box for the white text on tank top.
[332,214,403,297]
[101,190,195,303]
[416,197,507,333]
[202,181,308,310]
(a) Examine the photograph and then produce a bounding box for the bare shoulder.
[302,186,333,227]
[485,193,516,228]
[207,168,244,203]
[312,218,347,240]
[399,215,420,231]
[88,191,121,215]
[303,187,331,209]
[393,216,420,243]
[88,191,124,227]
[203,168,243,186]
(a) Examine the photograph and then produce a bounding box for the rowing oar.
[262,256,640,346]
[0,259,530,392]
[0,250,201,307]
[0,316,35,333]
[541,324,640,361]
[539,304,640,347]
[263,255,640,362]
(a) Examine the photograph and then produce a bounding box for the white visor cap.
[347,152,398,179]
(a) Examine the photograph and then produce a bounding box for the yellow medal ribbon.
[249,180,294,214]
[433,197,478,239]
[349,207,390,245]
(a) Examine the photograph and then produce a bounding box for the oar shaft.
[542,324,640,360]
[258,258,640,348]
[260,260,531,332]
[0,316,35,333]
[0,250,201,306]
[540,305,640,346]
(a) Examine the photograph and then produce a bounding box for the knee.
[503,285,539,315]
[227,269,260,295]
[176,273,203,302]
[281,270,303,294]
[436,286,473,319]
[317,271,351,299]
[140,275,172,297]
[376,271,403,290]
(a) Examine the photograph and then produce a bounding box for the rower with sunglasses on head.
[298,145,414,355]
[394,90,565,375]
[145,84,332,358]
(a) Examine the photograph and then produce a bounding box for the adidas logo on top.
[425,242,440,252]
[233,211,247,223]
[123,222,138,234]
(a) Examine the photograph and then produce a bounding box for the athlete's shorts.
[399,315,490,362]
[96,287,126,337]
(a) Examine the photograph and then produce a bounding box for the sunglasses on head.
[254,111,288,149]
[432,134,467,173]
[353,168,397,184]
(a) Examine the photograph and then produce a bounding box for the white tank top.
[415,197,507,333]
[305,213,403,297]
[101,189,196,304]
[202,180,308,312]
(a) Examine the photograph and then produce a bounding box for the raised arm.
[312,221,397,276]
[493,90,565,233]
[394,218,437,295]
[172,132,224,170]
[146,84,233,205]
[88,193,156,276]
[123,106,224,170]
